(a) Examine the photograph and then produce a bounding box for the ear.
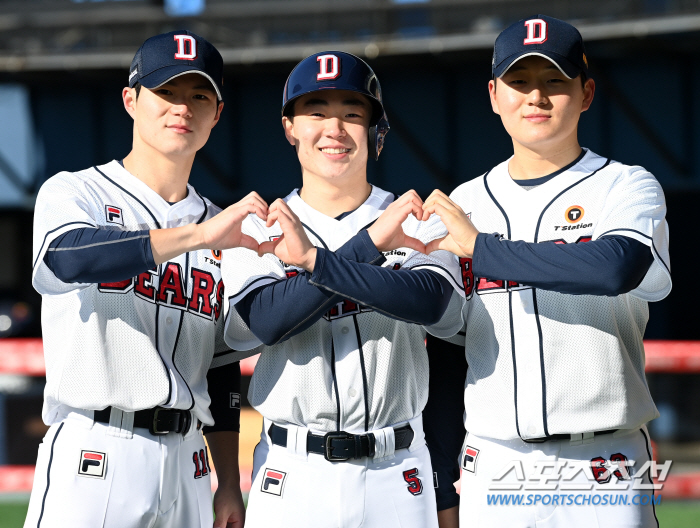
[580,78,595,113]
[211,101,224,128]
[123,87,137,119]
[282,116,296,146]
[488,79,500,115]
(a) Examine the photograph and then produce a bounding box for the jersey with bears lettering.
[32,161,234,426]
[432,149,671,441]
[222,186,463,433]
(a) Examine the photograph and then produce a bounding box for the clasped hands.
[200,189,479,272]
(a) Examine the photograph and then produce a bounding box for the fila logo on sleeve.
[174,34,197,60]
[317,54,340,81]
[261,468,287,496]
[524,19,547,44]
[78,450,107,479]
[105,205,123,225]
[230,392,241,409]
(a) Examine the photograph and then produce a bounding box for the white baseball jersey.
[222,186,463,433]
[32,160,234,426]
[431,149,671,441]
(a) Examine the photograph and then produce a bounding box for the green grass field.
[1,500,698,527]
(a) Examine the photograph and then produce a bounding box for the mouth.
[524,114,550,122]
[168,124,192,133]
[319,147,351,154]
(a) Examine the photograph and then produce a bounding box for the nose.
[170,99,193,119]
[324,117,346,138]
[528,84,548,107]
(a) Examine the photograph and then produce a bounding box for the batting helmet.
[282,51,390,160]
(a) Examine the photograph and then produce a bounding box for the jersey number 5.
[403,468,423,496]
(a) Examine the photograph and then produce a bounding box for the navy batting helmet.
[282,51,390,160]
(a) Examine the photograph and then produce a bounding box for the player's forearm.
[472,233,654,296]
[205,431,242,488]
[310,250,452,325]
[150,223,205,265]
[236,232,387,346]
[44,227,155,283]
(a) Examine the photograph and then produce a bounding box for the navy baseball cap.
[129,30,224,101]
[492,15,589,79]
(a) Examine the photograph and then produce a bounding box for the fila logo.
[261,468,287,496]
[317,54,340,81]
[230,392,241,409]
[78,450,107,479]
[523,19,548,45]
[174,34,197,60]
[105,205,123,225]
[462,446,480,473]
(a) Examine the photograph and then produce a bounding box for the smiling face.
[489,55,594,154]
[282,89,371,184]
[124,72,223,160]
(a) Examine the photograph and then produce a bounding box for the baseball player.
[25,31,263,528]
[219,51,464,528]
[422,15,672,528]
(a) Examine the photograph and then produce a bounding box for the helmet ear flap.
[370,113,390,161]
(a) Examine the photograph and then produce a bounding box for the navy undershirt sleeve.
[43,227,155,284]
[235,230,386,346]
[310,248,452,326]
[203,361,242,434]
[472,234,654,296]
[423,333,467,511]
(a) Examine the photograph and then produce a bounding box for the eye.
[193,93,211,101]
[547,78,565,83]
[346,112,363,118]
[157,88,174,96]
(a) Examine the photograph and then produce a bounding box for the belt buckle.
[323,431,353,462]
[149,408,170,436]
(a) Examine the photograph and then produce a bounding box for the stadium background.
[0,0,699,525]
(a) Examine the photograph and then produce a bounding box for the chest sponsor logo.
[555,206,591,231]
[78,450,107,479]
[105,205,124,225]
[204,249,222,268]
[262,468,287,497]
[462,446,480,474]
[98,262,225,321]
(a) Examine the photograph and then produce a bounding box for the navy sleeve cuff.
[203,361,241,434]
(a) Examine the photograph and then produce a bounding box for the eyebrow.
[302,97,368,107]
[162,79,216,93]
[507,64,560,73]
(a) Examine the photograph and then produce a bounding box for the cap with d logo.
[129,30,224,101]
[492,15,589,79]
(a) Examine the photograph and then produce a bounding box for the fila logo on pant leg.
[78,450,107,479]
[462,446,480,473]
[261,468,287,497]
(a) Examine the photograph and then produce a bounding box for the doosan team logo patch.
[261,468,287,496]
[105,205,124,225]
[462,446,480,473]
[78,450,107,479]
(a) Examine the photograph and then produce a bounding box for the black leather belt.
[523,429,618,443]
[269,423,414,462]
[94,406,192,436]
